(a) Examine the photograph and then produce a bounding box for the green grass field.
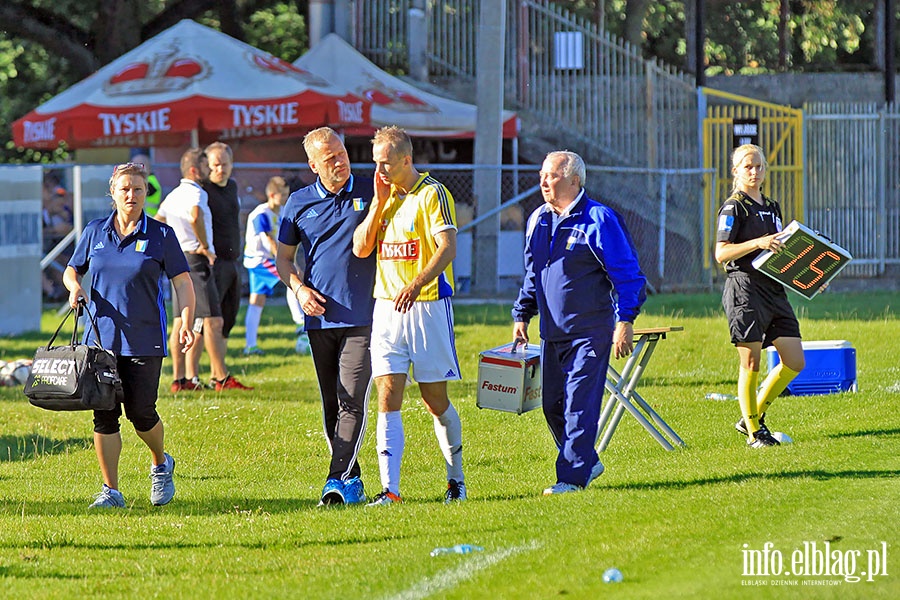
[0,293,897,599]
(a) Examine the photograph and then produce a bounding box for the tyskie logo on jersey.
[380,239,419,261]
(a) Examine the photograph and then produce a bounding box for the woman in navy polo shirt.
[63,162,196,509]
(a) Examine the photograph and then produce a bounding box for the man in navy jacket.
[512,150,647,495]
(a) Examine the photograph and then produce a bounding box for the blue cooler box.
[766,340,857,395]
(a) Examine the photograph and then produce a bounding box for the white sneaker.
[366,489,402,506]
[150,453,176,506]
[89,484,126,509]
[543,482,583,495]
[587,460,605,486]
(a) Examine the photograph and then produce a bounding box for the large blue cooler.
[766,340,857,395]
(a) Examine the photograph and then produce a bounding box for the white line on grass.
[386,541,542,600]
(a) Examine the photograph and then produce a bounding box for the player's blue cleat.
[444,479,467,503]
[342,477,366,505]
[319,478,345,506]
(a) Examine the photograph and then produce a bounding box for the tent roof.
[12,20,370,149]
[295,34,517,139]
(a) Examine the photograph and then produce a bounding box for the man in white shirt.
[156,148,239,392]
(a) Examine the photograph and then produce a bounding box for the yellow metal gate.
[701,89,803,272]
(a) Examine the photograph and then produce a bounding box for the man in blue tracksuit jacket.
[512,150,647,495]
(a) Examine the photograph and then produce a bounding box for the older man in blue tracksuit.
[513,151,647,496]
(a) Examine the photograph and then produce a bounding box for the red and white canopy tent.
[295,35,521,288]
[294,34,518,139]
[12,20,370,150]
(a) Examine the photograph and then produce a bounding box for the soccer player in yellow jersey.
[353,125,466,505]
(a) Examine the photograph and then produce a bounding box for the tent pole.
[191,129,199,148]
[513,136,519,199]
[472,0,506,296]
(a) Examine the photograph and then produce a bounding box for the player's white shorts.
[371,297,462,383]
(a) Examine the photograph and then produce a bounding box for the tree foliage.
[557,1,885,75]
[0,0,894,163]
[700,0,874,75]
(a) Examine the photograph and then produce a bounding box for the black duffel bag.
[24,301,123,411]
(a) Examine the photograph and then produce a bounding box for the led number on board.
[751,221,853,300]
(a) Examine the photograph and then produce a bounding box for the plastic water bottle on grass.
[602,567,624,583]
[430,544,484,557]
[704,392,737,401]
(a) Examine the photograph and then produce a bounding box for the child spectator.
[242,176,289,355]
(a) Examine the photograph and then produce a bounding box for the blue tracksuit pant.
[542,334,612,486]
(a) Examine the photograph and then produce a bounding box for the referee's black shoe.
[735,413,769,437]
[747,430,781,448]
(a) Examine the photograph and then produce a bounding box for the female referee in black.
[714,144,805,448]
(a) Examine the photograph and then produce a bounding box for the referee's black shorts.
[723,272,801,348]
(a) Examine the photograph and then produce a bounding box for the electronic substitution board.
[752,220,852,300]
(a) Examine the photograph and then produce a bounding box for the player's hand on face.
[374,171,391,203]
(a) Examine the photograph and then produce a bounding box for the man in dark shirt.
[203,141,251,391]
[277,127,376,506]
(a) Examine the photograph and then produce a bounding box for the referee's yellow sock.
[739,367,760,436]
[757,363,800,416]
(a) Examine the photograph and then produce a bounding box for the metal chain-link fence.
[28,162,713,303]
[417,165,715,293]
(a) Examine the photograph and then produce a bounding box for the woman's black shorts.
[723,272,801,348]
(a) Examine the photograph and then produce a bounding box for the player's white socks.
[433,402,464,482]
[377,410,404,495]
[244,304,263,348]
[286,288,304,327]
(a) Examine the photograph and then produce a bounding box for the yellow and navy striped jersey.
[374,172,457,301]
